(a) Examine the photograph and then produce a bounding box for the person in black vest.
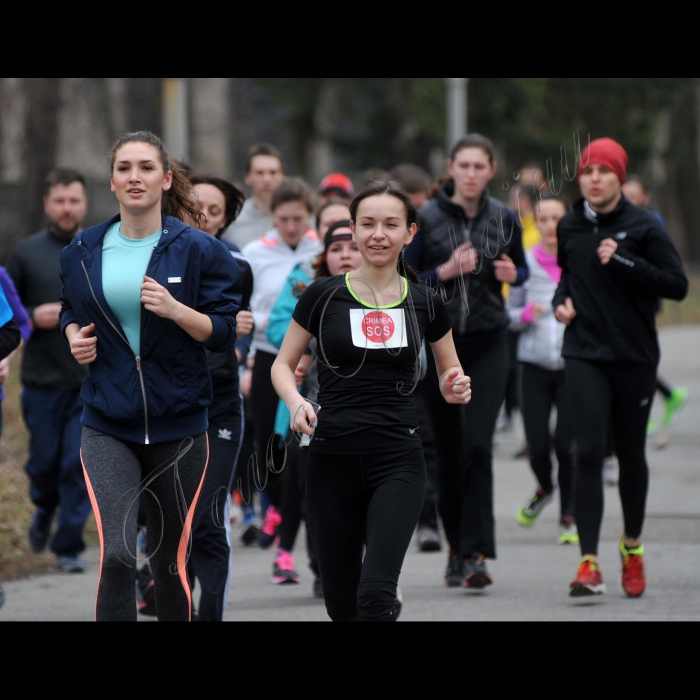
[405,134,529,589]
[554,138,688,599]
[7,169,93,574]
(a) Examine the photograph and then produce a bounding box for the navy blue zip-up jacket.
[60,215,242,446]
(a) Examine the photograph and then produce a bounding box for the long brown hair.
[349,179,420,284]
[110,131,204,228]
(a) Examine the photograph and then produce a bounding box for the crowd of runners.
[0,129,691,621]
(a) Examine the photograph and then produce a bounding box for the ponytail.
[110,132,204,229]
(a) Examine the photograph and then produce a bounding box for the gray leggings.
[81,428,209,622]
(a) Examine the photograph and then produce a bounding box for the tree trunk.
[125,78,162,136]
[24,78,62,236]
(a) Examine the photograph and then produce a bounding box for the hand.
[441,370,472,405]
[531,304,546,321]
[241,368,253,399]
[289,400,318,437]
[555,298,577,326]
[493,254,518,284]
[0,358,11,384]
[438,244,479,282]
[236,311,254,337]
[33,303,62,330]
[70,323,98,365]
[141,277,180,320]
[598,238,618,266]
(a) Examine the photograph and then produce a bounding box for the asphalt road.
[1,325,698,622]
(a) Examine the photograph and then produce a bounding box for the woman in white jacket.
[508,194,577,545]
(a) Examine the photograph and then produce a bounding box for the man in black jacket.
[7,168,92,574]
[553,138,688,599]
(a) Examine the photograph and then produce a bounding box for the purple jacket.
[0,267,31,400]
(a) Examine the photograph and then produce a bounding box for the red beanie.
[578,138,629,184]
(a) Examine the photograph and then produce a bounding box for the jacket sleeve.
[507,283,529,332]
[405,230,440,286]
[0,268,32,343]
[59,246,80,342]
[507,213,529,287]
[608,223,689,301]
[552,227,572,311]
[267,270,311,350]
[0,320,21,362]
[198,239,243,352]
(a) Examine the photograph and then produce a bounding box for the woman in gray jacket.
[508,194,577,545]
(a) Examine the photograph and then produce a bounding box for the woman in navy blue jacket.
[60,132,242,623]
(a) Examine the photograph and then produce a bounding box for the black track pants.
[566,360,657,556]
[307,449,426,623]
[81,428,209,622]
[189,403,244,623]
[520,363,575,519]
[425,333,509,560]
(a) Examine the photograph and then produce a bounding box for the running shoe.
[136,564,157,617]
[58,555,87,574]
[29,509,54,554]
[463,556,493,590]
[313,577,324,600]
[664,388,689,428]
[257,505,282,550]
[570,559,606,597]
[273,551,301,585]
[517,488,555,527]
[445,552,465,588]
[620,539,647,599]
[559,518,580,546]
[0,583,5,610]
[418,527,442,553]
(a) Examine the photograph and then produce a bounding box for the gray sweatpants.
[81,428,209,622]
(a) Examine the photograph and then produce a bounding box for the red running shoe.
[570,559,606,598]
[620,540,647,599]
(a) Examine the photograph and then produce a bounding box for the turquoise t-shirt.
[102,222,162,356]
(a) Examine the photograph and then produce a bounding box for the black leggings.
[566,360,657,556]
[425,333,510,560]
[251,351,285,508]
[520,364,575,519]
[81,428,209,622]
[307,449,426,622]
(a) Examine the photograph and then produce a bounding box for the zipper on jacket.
[81,260,151,445]
[458,222,472,335]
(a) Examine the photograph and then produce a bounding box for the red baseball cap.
[319,173,355,199]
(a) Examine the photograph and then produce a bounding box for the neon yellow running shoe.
[663,388,689,428]
[559,518,580,546]
[517,488,555,527]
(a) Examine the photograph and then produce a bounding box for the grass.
[0,274,698,582]
[0,355,97,582]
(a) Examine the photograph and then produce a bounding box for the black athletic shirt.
[292,274,453,455]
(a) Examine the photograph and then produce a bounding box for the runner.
[267,219,362,595]
[272,180,472,622]
[554,138,688,598]
[187,174,254,622]
[60,131,242,622]
[223,144,286,249]
[318,173,355,206]
[405,134,529,589]
[243,178,323,552]
[508,194,577,545]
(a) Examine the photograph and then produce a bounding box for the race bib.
[350,309,408,350]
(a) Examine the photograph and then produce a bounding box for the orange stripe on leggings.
[176,436,210,622]
[81,450,104,623]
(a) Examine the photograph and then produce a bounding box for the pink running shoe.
[273,550,301,585]
[258,505,282,550]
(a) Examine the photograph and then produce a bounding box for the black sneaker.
[313,577,324,600]
[445,553,466,588]
[240,523,259,547]
[0,583,5,610]
[29,509,54,554]
[463,556,493,590]
[418,528,442,553]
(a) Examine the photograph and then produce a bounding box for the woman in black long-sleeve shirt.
[405,135,529,589]
[553,138,688,600]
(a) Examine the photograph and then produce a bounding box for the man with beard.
[8,169,92,574]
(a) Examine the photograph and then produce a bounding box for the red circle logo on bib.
[362,311,395,342]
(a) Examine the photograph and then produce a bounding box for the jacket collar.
[437,182,490,222]
[76,214,191,253]
[575,195,630,226]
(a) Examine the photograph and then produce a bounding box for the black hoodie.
[553,197,688,365]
